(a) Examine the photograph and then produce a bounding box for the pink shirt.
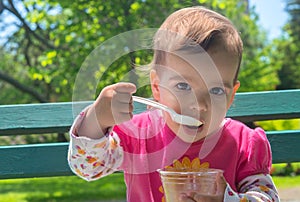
[68,109,278,202]
[114,110,271,201]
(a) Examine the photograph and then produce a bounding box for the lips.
[186,124,202,130]
[182,120,204,134]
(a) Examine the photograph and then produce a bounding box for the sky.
[249,0,289,39]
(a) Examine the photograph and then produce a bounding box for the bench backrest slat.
[1,90,299,136]
[0,102,91,135]
[227,89,300,122]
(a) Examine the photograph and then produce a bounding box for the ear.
[227,81,240,109]
[150,69,160,101]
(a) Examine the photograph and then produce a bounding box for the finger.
[192,195,206,202]
[113,92,133,104]
[179,193,196,202]
[112,102,134,113]
[111,111,133,124]
[193,195,223,202]
[111,83,135,105]
[113,82,136,94]
[111,100,134,124]
[111,92,133,115]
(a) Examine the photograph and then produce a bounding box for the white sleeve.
[224,174,280,201]
[67,110,124,181]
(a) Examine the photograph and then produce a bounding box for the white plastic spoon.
[132,96,202,127]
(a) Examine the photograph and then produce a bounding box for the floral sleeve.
[67,110,124,181]
[224,174,280,201]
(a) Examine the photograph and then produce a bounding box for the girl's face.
[151,49,240,143]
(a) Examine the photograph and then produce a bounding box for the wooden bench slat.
[266,130,300,164]
[1,90,299,136]
[1,130,299,179]
[227,89,300,122]
[0,102,90,136]
[0,102,147,136]
[0,143,72,179]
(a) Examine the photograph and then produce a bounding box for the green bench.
[0,89,300,179]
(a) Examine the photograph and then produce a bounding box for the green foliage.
[0,133,64,146]
[0,52,34,104]
[272,163,300,177]
[273,0,300,90]
[273,36,300,90]
[257,119,300,131]
[1,0,282,105]
[235,7,280,92]
[286,0,300,41]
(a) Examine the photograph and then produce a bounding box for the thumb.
[113,82,136,94]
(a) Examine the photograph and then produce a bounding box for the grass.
[0,173,126,202]
[273,175,300,189]
[1,172,300,202]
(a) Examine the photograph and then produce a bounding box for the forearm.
[68,111,123,181]
[77,105,107,139]
[224,174,279,202]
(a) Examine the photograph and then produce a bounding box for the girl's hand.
[78,82,136,138]
[94,82,136,131]
[179,173,227,202]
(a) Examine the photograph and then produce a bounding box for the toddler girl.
[68,6,279,202]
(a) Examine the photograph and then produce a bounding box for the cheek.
[160,88,198,113]
[209,96,229,117]
[159,88,180,109]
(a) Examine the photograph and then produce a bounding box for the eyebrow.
[168,74,187,81]
[222,82,234,89]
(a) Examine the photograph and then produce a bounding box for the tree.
[0,0,280,106]
[274,0,300,90]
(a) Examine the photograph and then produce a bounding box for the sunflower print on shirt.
[159,157,210,202]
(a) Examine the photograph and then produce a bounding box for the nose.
[190,95,208,112]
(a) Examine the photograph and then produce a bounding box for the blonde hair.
[152,6,243,82]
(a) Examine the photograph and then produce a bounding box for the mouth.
[185,123,203,130]
[180,122,205,140]
[184,120,204,130]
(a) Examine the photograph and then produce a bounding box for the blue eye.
[176,83,191,91]
[209,87,225,95]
